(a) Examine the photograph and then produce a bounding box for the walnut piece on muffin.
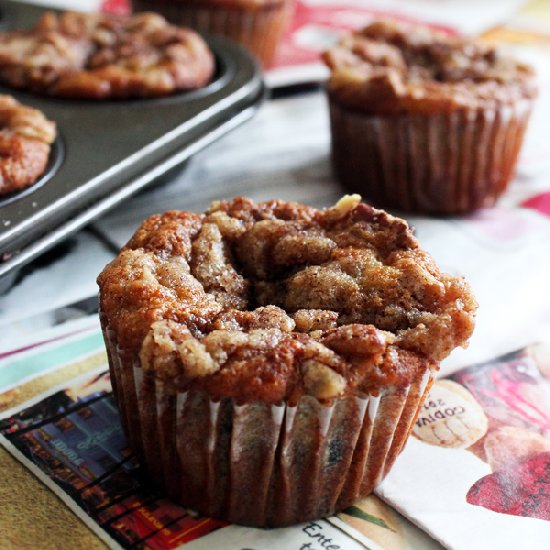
[0,11,214,99]
[0,95,55,197]
[98,195,477,404]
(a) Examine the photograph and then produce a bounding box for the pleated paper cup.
[328,94,533,215]
[132,0,292,68]
[101,316,434,527]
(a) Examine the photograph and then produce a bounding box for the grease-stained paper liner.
[328,96,533,215]
[132,0,292,68]
[101,318,433,527]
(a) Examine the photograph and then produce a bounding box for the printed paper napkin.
[378,343,550,550]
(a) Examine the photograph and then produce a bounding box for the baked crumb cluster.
[0,11,214,99]
[98,196,477,403]
[0,95,55,196]
[323,20,537,113]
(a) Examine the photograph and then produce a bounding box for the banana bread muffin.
[323,21,537,214]
[0,95,56,197]
[98,195,477,526]
[0,11,214,99]
[132,0,293,68]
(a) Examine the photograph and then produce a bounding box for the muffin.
[132,0,292,68]
[0,11,214,99]
[0,95,56,197]
[97,195,477,526]
[323,21,537,215]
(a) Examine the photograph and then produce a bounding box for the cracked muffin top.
[98,195,477,403]
[0,11,214,99]
[323,20,537,114]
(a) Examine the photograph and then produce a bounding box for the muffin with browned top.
[98,194,477,526]
[132,0,292,68]
[0,11,214,99]
[0,95,55,197]
[323,21,537,214]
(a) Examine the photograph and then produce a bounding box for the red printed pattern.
[467,452,550,521]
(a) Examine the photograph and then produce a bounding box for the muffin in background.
[0,95,56,197]
[323,21,537,215]
[0,11,215,99]
[132,0,293,68]
[98,195,477,527]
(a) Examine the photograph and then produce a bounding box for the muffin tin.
[0,0,264,292]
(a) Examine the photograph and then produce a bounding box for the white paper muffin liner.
[101,317,433,526]
[328,95,533,214]
[133,0,292,67]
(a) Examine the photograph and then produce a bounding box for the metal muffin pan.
[0,0,264,292]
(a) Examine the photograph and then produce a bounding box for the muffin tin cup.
[133,0,292,68]
[328,95,534,215]
[101,316,434,527]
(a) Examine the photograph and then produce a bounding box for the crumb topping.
[323,20,537,113]
[0,11,214,99]
[0,94,55,196]
[98,196,477,402]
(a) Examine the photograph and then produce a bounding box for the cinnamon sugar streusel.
[0,11,214,99]
[0,95,55,196]
[323,20,537,114]
[98,195,476,404]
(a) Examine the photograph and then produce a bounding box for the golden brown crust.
[0,95,55,196]
[323,20,537,114]
[98,196,477,402]
[0,11,214,99]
